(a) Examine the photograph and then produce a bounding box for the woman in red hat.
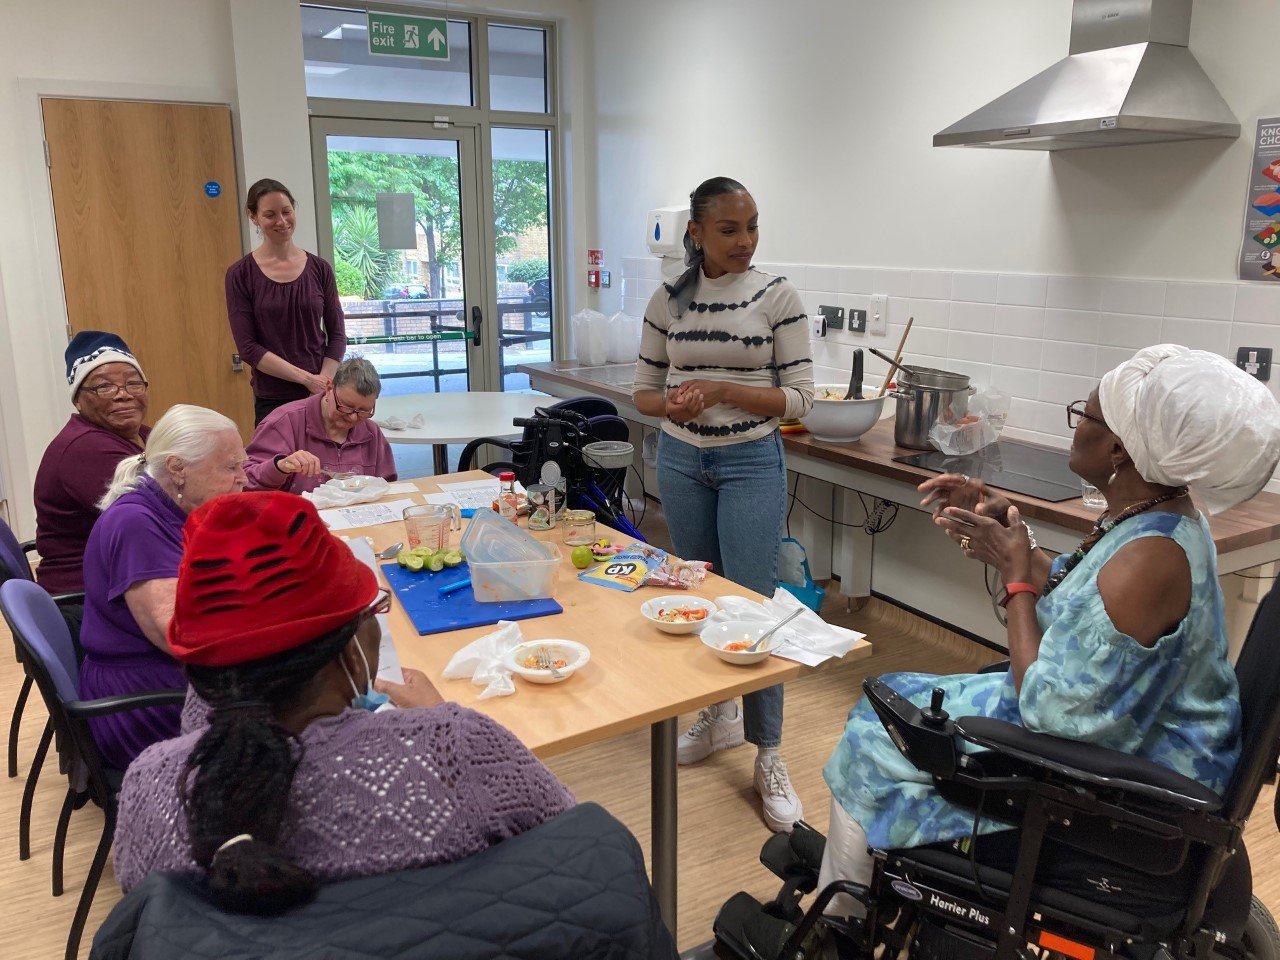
[112,491,573,911]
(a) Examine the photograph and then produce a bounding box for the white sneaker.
[677,700,744,765]
[755,755,803,833]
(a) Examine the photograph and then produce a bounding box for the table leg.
[432,443,449,476]
[651,717,678,937]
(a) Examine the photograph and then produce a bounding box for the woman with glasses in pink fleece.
[244,357,397,495]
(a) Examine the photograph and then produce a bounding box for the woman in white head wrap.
[817,346,1280,917]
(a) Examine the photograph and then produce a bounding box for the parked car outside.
[381,282,431,300]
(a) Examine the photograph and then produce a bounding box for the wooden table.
[375,392,548,474]
[344,472,871,936]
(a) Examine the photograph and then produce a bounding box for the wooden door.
[42,98,252,437]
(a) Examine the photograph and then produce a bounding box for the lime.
[442,550,464,567]
[404,554,425,572]
[396,550,414,567]
[427,553,445,572]
[571,545,595,569]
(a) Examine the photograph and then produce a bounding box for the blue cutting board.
[381,561,563,635]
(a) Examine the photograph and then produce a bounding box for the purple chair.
[0,578,185,960]
[0,515,83,779]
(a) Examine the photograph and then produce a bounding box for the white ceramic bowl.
[503,639,590,684]
[639,595,718,635]
[700,621,781,665]
[800,386,888,443]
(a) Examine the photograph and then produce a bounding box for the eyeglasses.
[1066,400,1107,430]
[361,588,392,619]
[333,394,376,419]
[82,379,148,399]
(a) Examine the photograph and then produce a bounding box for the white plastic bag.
[607,312,642,364]
[304,476,391,509]
[928,388,1011,456]
[709,589,864,664]
[441,620,523,699]
[571,309,609,367]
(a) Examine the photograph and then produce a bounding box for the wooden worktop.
[520,360,1280,555]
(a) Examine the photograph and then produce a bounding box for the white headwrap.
[1099,344,1280,515]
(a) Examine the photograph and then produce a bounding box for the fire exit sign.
[367,12,449,60]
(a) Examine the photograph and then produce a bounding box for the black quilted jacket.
[91,802,678,960]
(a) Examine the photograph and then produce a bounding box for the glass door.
[311,117,494,394]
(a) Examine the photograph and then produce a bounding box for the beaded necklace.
[1041,487,1190,596]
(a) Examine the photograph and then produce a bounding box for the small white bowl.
[639,595,718,635]
[503,639,590,684]
[701,621,780,665]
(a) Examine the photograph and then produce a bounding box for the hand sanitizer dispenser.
[646,205,690,280]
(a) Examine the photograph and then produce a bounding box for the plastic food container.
[470,541,561,602]
[460,508,547,564]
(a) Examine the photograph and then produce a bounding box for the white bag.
[441,620,523,699]
[607,312,642,364]
[571,309,610,367]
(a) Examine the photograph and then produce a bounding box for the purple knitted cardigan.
[112,703,575,892]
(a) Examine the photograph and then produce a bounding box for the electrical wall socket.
[848,309,867,333]
[819,304,845,330]
[869,295,888,335]
[1237,346,1273,382]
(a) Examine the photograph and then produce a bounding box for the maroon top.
[225,252,347,401]
[33,415,151,595]
[243,394,397,495]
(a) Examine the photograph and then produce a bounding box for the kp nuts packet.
[578,545,666,592]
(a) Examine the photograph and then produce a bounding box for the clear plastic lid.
[460,508,549,563]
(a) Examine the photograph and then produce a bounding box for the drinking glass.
[1080,481,1107,510]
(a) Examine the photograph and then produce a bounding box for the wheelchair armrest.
[65,688,187,719]
[954,715,1224,813]
[863,678,959,777]
[52,591,85,609]
[21,539,37,555]
[976,660,1010,675]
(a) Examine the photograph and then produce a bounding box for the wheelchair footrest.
[713,891,797,960]
[760,819,825,884]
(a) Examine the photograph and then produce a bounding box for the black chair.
[712,585,1280,960]
[0,578,186,960]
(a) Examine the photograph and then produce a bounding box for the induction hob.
[893,440,1079,502]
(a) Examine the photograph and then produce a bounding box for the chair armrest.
[954,715,1223,813]
[65,688,187,719]
[976,660,1010,675]
[20,539,36,555]
[52,592,85,609]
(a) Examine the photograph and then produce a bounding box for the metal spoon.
[747,608,805,652]
[378,542,404,560]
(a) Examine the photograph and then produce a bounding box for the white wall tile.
[947,360,992,389]
[1100,278,1165,316]
[997,273,1048,307]
[907,298,950,329]
[839,267,874,294]
[901,324,948,357]
[994,304,1045,338]
[1043,308,1100,343]
[1160,316,1231,354]
[886,297,910,327]
[806,265,838,292]
[1011,398,1069,438]
[990,365,1040,399]
[872,268,912,298]
[951,271,999,304]
[1038,371,1095,405]
[1234,283,1280,326]
[950,300,995,333]
[996,335,1043,369]
[1164,281,1236,322]
[1041,341,1097,376]
[1095,345,1136,377]
[1227,322,1280,358]
[1098,312,1164,348]
[948,330,994,363]
[910,270,953,300]
[1047,276,1102,312]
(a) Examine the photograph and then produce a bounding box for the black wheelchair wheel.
[1240,897,1280,960]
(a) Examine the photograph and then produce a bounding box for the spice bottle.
[498,471,519,524]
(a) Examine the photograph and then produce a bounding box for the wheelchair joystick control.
[921,687,950,728]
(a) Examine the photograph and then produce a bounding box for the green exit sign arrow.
[367,12,449,60]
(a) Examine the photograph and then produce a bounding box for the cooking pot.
[891,365,973,450]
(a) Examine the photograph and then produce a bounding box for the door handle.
[230,353,244,373]
[471,305,482,347]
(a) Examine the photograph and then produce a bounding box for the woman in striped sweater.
[632,177,814,833]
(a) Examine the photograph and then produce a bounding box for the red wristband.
[999,582,1039,608]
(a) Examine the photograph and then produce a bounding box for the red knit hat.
[168,491,378,667]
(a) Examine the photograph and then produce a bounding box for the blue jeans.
[657,430,787,748]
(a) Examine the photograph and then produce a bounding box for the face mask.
[342,641,391,712]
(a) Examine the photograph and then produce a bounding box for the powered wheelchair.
[711,585,1280,960]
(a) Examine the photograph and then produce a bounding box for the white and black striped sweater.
[633,268,815,447]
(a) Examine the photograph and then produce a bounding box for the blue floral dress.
[823,511,1241,851]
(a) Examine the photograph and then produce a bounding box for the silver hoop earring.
[1107,471,1118,486]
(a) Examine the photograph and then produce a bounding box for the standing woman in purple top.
[226,179,348,425]
[79,404,248,770]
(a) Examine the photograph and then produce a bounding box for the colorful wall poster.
[1240,117,1280,281]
